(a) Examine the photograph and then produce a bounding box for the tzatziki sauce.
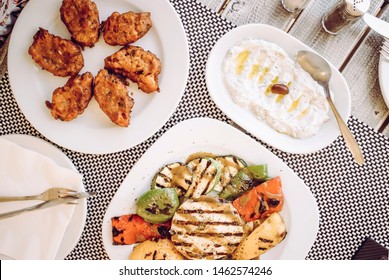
[223,39,330,138]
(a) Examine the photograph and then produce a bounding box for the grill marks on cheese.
[171,196,245,260]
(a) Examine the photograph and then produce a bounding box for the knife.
[0,192,95,221]
[363,13,389,39]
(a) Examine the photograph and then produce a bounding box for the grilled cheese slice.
[171,196,245,260]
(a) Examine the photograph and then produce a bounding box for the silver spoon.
[296,50,365,165]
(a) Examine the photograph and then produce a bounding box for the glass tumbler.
[281,0,311,13]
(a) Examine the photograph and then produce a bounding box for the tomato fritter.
[104,46,161,93]
[45,72,93,121]
[102,11,152,46]
[28,28,84,77]
[60,0,100,48]
[94,69,134,127]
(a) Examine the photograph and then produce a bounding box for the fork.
[380,37,389,61]
[0,187,77,202]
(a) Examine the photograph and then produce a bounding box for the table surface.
[199,0,389,137]
[0,0,388,260]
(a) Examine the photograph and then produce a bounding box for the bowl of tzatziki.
[206,24,351,154]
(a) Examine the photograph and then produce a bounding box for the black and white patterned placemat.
[0,0,388,260]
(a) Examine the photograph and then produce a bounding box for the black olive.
[157,226,171,238]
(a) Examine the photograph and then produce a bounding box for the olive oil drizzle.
[235,50,250,75]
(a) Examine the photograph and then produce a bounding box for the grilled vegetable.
[232,176,284,222]
[170,195,245,260]
[219,164,268,200]
[129,238,185,260]
[136,188,179,224]
[185,157,221,198]
[232,212,287,260]
[151,162,193,197]
[111,214,171,245]
[213,155,247,193]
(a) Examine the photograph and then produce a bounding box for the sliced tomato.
[111,214,171,245]
[232,176,284,222]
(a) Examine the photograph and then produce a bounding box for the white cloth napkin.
[0,138,83,260]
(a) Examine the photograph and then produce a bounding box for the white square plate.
[102,118,319,260]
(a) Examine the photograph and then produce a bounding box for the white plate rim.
[7,0,189,154]
[206,23,351,154]
[101,117,320,260]
[378,55,389,108]
[0,134,86,260]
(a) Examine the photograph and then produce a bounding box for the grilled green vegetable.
[213,155,247,193]
[136,188,179,224]
[219,164,268,200]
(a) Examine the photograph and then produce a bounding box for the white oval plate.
[206,24,351,154]
[102,118,319,260]
[0,134,86,260]
[8,0,189,154]
[378,55,389,108]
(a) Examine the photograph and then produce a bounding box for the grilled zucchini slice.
[213,155,247,193]
[151,162,192,197]
[219,164,268,200]
[185,157,221,198]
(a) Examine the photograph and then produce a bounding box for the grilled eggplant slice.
[151,162,192,197]
[232,212,287,260]
[171,196,245,260]
[213,155,247,193]
[185,157,221,198]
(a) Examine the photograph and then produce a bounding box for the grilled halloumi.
[232,212,286,260]
[171,196,245,260]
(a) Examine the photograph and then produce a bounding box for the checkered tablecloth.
[0,0,388,260]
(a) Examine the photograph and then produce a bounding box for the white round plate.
[7,0,189,154]
[0,134,86,260]
[206,24,351,154]
[102,118,319,260]
[378,55,389,108]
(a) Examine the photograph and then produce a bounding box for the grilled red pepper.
[232,176,284,222]
[111,214,171,245]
